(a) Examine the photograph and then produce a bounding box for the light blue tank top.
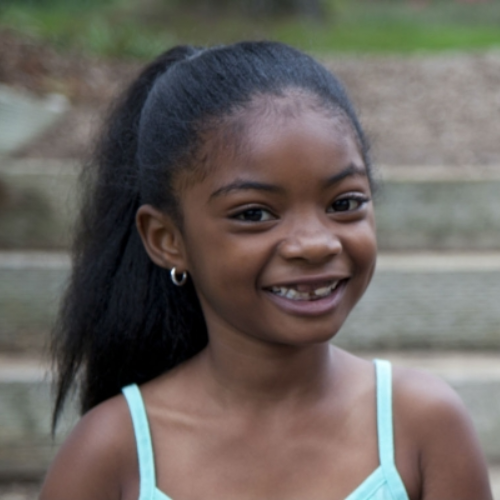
[122,359,409,500]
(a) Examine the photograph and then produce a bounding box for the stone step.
[0,87,68,157]
[377,165,500,251]
[0,356,75,480]
[2,161,500,250]
[1,251,500,352]
[336,252,500,350]
[0,252,69,352]
[0,160,79,249]
[0,352,498,480]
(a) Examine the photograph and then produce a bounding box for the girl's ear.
[135,205,187,271]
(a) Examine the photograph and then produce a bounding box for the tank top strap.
[122,384,157,500]
[374,359,410,500]
[374,359,395,466]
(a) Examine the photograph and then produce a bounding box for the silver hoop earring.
[170,267,188,286]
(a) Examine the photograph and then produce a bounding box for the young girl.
[40,42,492,500]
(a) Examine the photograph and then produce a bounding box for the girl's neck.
[196,337,338,411]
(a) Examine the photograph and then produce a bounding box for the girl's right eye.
[233,208,275,222]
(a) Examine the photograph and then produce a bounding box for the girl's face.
[177,96,376,348]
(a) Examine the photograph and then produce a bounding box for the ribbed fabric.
[122,359,409,500]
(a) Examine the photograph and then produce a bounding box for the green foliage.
[275,0,500,54]
[1,0,500,59]
[0,0,174,59]
[176,0,326,18]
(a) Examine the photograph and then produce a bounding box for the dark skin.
[40,95,492,500]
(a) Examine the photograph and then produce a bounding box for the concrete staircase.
[1,159,500,497]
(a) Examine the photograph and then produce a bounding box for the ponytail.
[51,46,207,429]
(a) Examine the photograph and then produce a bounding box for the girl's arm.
[395,368,493,500]
[39,397,134,500]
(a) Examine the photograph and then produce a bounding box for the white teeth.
[271,287,289,297]
[270,281,340,301]
[314,286,331,297]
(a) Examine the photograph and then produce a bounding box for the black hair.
[51,41,371,429]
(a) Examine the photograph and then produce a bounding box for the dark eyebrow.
[210,164,366,200]
[324,164,367,188]
[210,180,284,199]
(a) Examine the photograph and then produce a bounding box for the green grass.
[276,18,500,54]
[0,0,175,59]
[1,0,500,59]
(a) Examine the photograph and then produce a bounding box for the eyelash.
[328,194,370,213]
[233,207,275,222]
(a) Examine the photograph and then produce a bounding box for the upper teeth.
[270,282,339,301]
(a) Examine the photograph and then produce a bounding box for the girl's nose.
[278,217,342,264]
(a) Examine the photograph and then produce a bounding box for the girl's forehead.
[175,91,359,192]
[216,92,354,158]
[179,104,367,208]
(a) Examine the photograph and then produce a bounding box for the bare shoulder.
[391,364,493,500]
[40,393,137,500]
[392,364,470,430]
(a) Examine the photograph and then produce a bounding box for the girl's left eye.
[329,196,369,213]
[234,208,275,222]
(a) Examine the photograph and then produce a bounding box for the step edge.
[4,251,500,271]
[2,352,500,382]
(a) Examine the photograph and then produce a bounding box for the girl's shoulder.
[390,363,493,499]
[39,391,138,500]
[390,363,471,458]
[392,362,468,424]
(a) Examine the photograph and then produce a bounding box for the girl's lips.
[263,279,348,317]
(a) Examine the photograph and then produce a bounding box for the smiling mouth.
[267,280,343,301]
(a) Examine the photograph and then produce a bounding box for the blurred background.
[1,0,500,498]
